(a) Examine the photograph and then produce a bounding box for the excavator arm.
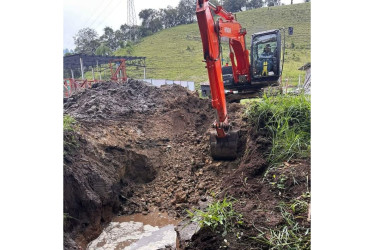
[196,0,245,159]
[196,0,228,139]
[196,0,286,159]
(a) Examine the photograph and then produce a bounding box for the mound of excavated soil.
[64,80,210,123]
[64,79,235,248]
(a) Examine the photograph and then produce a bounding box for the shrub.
[187,197,243,236]
[245,93,311,166]
[63,115,79,153]
[63,115,77,132]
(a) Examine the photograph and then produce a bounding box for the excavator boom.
[196,0,240,159]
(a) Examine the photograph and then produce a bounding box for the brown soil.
[63,79,310,249]
[64,80,223,249]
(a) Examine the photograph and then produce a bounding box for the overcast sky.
[64,0,305,50]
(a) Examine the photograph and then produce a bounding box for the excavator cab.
[250,29,282,83]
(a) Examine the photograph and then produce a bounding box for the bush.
[63,115,77,132]
[245,93,311,166]
[63,115,79,153]
[187,197,243,236]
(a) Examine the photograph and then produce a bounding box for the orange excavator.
[196,0,286,160]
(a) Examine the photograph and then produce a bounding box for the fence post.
[99,64,102,80]
[80,57,84,80]
[96,60,100,81]
[92,67,95,81]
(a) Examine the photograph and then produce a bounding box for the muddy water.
[87,208,179,250]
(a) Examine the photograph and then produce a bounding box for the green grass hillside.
[115,2,310,85]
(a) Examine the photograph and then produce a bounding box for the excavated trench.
[63,80,230,249]
[63,79,310,250]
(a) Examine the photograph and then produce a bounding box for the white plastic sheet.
[141,79,195,91]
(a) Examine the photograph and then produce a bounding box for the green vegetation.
[253,197,311,249]
[113,3,310,84]
[63,115,79,153]
[187,197,243,236]
[63,115,77,132]
[116,23,206,82]
[245,93,311,166]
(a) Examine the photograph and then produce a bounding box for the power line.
[64,1,110,50]
[91,0,124,31]
[80,1,109,29]
[87,0,117,29]
[64,1,107,37]
[65,0,124,49]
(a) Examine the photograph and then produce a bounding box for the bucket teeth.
[210,130,239,160]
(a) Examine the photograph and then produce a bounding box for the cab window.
[252,34,278,78]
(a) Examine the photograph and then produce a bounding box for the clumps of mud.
[63,79,221,249]
[64,79,208,122]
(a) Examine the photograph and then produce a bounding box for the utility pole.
[127,0,137,41]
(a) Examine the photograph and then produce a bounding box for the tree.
[119,24,141,42]
[139,8,163,34]
[161,6,179,28]
[177,0,196,25]
[95,43,112,56]
[139,9,159,29]
[266,0,281,7]
[99,27,118,51]
[222,0,247,12]
[73,28,100,55]
[246,0,263,10]
[124,41,134,55]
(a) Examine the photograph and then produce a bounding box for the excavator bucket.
[210,130,239,160]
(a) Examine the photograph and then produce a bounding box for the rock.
[175,220,200,249]
[174,191,187,203]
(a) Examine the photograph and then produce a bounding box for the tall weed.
[246,93,311,166]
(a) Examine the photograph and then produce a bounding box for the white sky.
[64,0,305,50]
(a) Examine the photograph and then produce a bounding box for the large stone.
[175,220,200,249]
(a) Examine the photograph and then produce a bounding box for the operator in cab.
[256,44,274,76]
[261,44,273,57]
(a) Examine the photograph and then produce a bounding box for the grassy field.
[109,3,311,86]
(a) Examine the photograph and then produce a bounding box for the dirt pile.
[64,79,231,248]
[64,80,209,122]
